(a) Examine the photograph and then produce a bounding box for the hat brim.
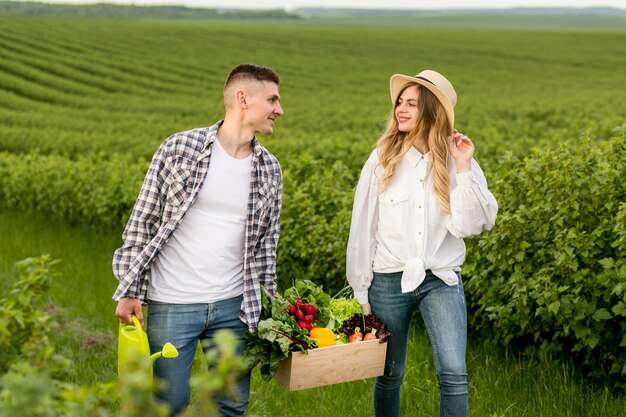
[389,74,455,131]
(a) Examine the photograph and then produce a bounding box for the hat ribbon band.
[416,76,435,86]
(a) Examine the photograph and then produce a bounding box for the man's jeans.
[146,296,249,417]
[369,271,468,417]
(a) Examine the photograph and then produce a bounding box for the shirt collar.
[406,146,429,168]
[203,121,220,152]
[204,120,262,158]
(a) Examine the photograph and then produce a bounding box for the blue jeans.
[369,271,468,417]
[146,296,250,417]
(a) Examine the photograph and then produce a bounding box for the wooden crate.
[274,339,387,391]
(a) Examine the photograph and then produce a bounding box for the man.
[112,63,284,416]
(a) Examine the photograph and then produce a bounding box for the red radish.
[303,304,318,315]
[297,321,308,330]
[304,314,314,324]
[295,309,304,320]
[287,304,297,315]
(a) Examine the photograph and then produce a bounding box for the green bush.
[0,256,61,374]
[0,255,118,416]
[464,133,626,385]
[277,156,356,293]
[0,152,146,228]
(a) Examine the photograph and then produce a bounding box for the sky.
[32,0,626,10]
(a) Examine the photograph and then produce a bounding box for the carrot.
[349,327,363,343]
[364,329,377,340]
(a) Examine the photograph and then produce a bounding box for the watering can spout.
[149,342,179,363]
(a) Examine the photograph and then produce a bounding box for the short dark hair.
[224,64,280,91]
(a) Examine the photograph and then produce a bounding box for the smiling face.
[394,84,419,133]
[242,80,283,135]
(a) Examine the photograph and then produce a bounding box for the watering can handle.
[130,315,147,342]
[119,314,146,341]
[131,314,142,329]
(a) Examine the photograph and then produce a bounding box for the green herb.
[283,279,331,308]
[326,298,362,331]
[243,286,317,381]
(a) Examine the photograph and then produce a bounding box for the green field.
[1,11,625,416]
[1,16,625,163]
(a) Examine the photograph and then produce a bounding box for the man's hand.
[115,297,143,325]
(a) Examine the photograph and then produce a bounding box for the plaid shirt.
[112,120,282,331]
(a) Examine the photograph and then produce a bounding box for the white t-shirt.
[148,138,252,303]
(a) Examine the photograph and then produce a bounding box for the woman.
[346,70,498,417]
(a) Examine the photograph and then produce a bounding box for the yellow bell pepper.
[310,327,335,339]
[313,336,336,348]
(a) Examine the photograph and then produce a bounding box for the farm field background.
[1,9,625,416]
[2,17,625,164]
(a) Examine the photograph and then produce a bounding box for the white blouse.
[346,147,498,305]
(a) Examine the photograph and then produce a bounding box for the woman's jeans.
[146,296,250,417]
[369,271,468,417]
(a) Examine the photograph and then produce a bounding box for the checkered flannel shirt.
[112,120,282,331]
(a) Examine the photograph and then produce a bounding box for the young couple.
[112,63,498,417]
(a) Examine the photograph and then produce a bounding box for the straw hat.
[389,70,457,130]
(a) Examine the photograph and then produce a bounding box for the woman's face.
[395,85,419,133]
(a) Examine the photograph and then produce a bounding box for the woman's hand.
[361,303,372,315]
[449,129,474,173]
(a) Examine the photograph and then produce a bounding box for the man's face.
[244,81,283,135]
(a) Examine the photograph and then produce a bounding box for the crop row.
[0,19,624,162]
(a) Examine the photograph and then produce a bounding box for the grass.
[1,207,624,416]
[246,334,625,417]
[0,208,121,384]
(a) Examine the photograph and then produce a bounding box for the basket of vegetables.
[244,280,391,391]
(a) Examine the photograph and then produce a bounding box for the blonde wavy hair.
[376,83,452,213]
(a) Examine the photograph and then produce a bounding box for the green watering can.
[117,314,179,377]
